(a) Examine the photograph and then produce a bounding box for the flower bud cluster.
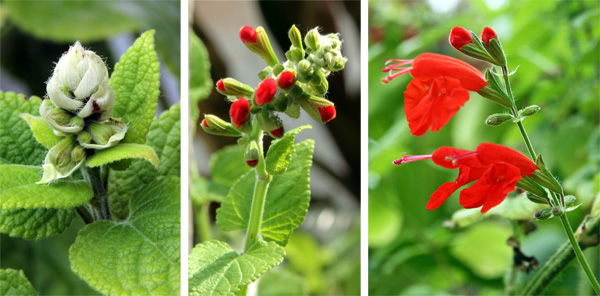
[38,42,126,183]
[203,25,347,167]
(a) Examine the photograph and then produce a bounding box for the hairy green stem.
[501,65,600,293]
[75,205,94,224]
[82,166,111,221]
[244,131,272,252]
[196,202,212,242]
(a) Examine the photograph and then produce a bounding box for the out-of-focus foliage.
[369,0,599,295]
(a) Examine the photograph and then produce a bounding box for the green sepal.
[485,113,513,126]
[519,105,541,117]
[218,78,255,97]
[478,70,512,107]
[486,37,507,66]
[535,207,554,220]
[202,114,242,137]
[19,113,63,149]
[516,175,548,199]
[532,154,563,193]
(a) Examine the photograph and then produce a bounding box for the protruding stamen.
[393,153,433,166]
[382,59,414,84]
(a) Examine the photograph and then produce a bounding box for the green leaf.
[257,269,308,296]
[0,165,92,209]
[217,140,314,246]
[210,145,252,186]
[109,104,180,220]
[19,113,62,149]
[0,269,37,296]
[0,208,74,240]
[266,125,310,175]
[109,30,160,144]
[85,143,158,168]
[188,240,285,296]
[190,33,213,121]
[70,176,180,296]
[4,1,138,42]
[0,91,46,165]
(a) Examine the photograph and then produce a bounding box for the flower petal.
[459,162,522,213]
[411,53,487,91]
[427,182,462,210]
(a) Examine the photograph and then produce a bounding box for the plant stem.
[502,65,600,294]
[196,202,212,242]
[82,166,111,221]
[75,205,94,224]
[505,222,520,296]
[243,131,272,253]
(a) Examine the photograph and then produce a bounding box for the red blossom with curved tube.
[229,98,250,128]
[255,78,278,105]
[382,53,487,136]
[449,27,473,51]
[394,143,539,213]
[278,71,295,89]
[239,26,257,43]
[318,105,336,123]
[481,27,497,46]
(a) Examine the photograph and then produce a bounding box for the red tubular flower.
[229,98,250,128]
[481,27,497,46]
[240,26,257,43]
[394,143,539,213]
[255,78,277,105]
[278,71,295,89]
[318,105,336,123]
[449,27,473,51]
[382,53,487,136]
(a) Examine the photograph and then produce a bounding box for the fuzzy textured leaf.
[0,208,74,240]
[0,165,92,209]
[85,143,158,168]
[109,104,180,220]
[70,176,180,296]
[266,125,310,175]
[109,30,160,144]
[190,33,213,121]
[0,91,46,165]
[210,145,252,186]
[19,113,62,149]
[4,1,139,42]
[188,240,285,296]
[0,269,36,296]
[217,141,314,246]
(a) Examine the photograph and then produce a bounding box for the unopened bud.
[278,71,296,89]
[297,60,314,82]
[46,41,114,119]
[288,25,303,50]
[48,108,72,126]
[245,140,260,167]
[304,29,319,52]
[310,70,328,96]
[553,207,565,217]
[521,105,541,117]
[297,94,335,124]
[240,26,279,66]
[201,114,243,137]
[482,27,507,66]
[448,27,496,64]
[70,145,86,162]
[485,113,513,126]
[255,78,278,105]
[270,127,284,138]
[49,135,76,169]
[229,98,251,129]
[78,131,92,144]
[86,122,115,146]
[272,94,289,112]
[216,78,255,97]
[286,47,304,63]
[535,207,554,220]
[318,105,336,123]
[69,116,85,129]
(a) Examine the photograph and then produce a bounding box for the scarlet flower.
[394,143,539,213]
[318,105,336,123]
[278,71,295,89]
[449,27,473,51]
[255,78,277,105]
[229,98,250,128]
[382,53,487,136]
[481,27,497,46]
[240,26,257,43]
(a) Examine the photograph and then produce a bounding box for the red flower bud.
[270,127,284,138]
[449,27,473,51]
[240,26,257,43]
[255,78,277,105]
[216,79,225,92]
[278,71,295,89]
[246,159,258,167]
[481,27,497,46]
[229,98,250,128]
[202,119,209,128]
[318,105,336,123]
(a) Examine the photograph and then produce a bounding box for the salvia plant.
[0,31,181,295]
[188,25,347,295]
[383,26,600,295]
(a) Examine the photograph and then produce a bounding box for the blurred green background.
[0,1,179,294]
[368,0,599,295]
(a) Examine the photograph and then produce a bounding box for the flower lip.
[449,27,474,51]
[240,26,257,43]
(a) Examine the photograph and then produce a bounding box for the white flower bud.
[46,41,114,120]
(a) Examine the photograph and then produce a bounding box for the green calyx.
[485,113,513,126]
[202,114,242,137]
